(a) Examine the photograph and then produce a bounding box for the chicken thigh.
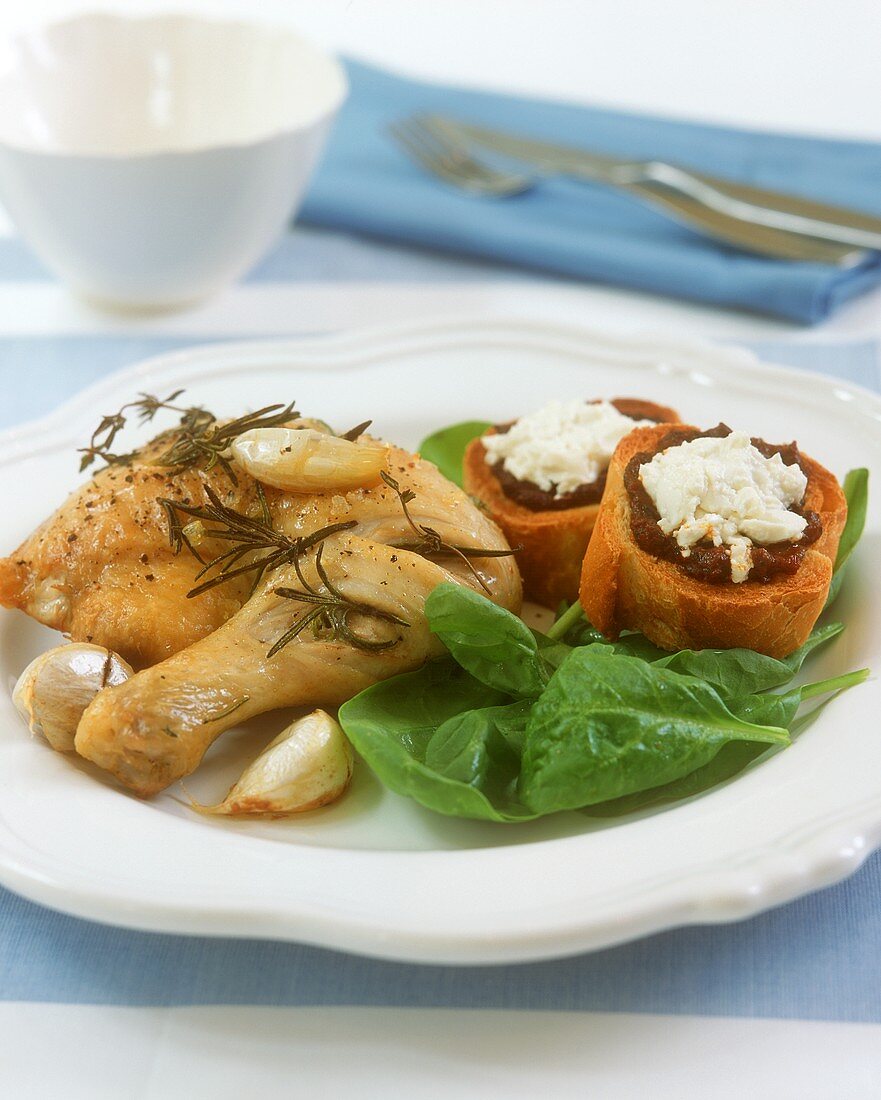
[0,440,258,666]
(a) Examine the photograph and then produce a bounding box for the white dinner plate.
[0,317,877,964]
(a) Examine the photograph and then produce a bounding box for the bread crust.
[579,424,848,658]
[463,399,679,608]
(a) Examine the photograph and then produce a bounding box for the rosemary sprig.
[78,388,298,483]
[271,543,409,657]
[380,471,518,593]
[159,485,357,598]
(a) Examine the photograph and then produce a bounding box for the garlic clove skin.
[231,427,388,492]
[191,709,354,817]
[13,643,133,753]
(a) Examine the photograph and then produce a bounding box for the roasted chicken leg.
[76,536,465,795]
[3,422,520,795]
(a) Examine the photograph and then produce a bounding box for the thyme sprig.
[155,402,299,484]
[271,543,409,657]
[160,486,409,657]
[339,419,373,442]
[78,388,298,483]
[78,390,210,471]
[159,485,358,598]
[201,695,251,725]
[380,471,517,593]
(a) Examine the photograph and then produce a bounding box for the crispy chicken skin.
[2,429,521,796]
[0,443,257,667]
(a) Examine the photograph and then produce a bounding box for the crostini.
[464,398,680,608]
[579,423,847,658]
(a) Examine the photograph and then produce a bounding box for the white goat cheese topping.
[638,431,808,583]
[483,400,653,497]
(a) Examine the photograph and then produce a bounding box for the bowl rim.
[0,10,349,159]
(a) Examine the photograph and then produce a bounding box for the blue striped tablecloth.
[0,227,879,1098]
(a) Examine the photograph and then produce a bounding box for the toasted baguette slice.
[463,399,680,608]
[579,424,847,658]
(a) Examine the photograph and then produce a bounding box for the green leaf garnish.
[586,668,868,817]
[826,467,869,607]
[339,660,536,822]
[518,646,789,814]
[418,420,491,487]
[338,547,869,824]
[425,584,549,698]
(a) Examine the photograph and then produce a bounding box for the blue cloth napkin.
[301,60,881,324]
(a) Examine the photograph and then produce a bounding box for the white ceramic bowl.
[0,13,347,309]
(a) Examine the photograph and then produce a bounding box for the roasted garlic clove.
[190,709,354,816]
[231,427,388,491]
[13,643,133,753]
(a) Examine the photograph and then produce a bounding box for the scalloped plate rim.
[0,314,877,965]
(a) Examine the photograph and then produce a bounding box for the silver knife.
[442,117,881,254]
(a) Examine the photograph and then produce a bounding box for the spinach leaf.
[567,614,844,698]
[734,668,868,727]
[788,668,870,736]
[556,605,608,648]
[611,633,669,662]
[826,468,869,607]
[338,659,536,822]
[426,583,549,697]
[418,420,491,487]
[519,646,789,814]
[653,621,844,697]
[425,699,532,792]
[585,741,773,818]
[533,630,575,672]
[834,467,870,572]
[585,668,868,817]
[342,556,867,825]
[727,686,804,729]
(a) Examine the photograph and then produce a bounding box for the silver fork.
[389,117,533,197]
[389,114,863,265]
